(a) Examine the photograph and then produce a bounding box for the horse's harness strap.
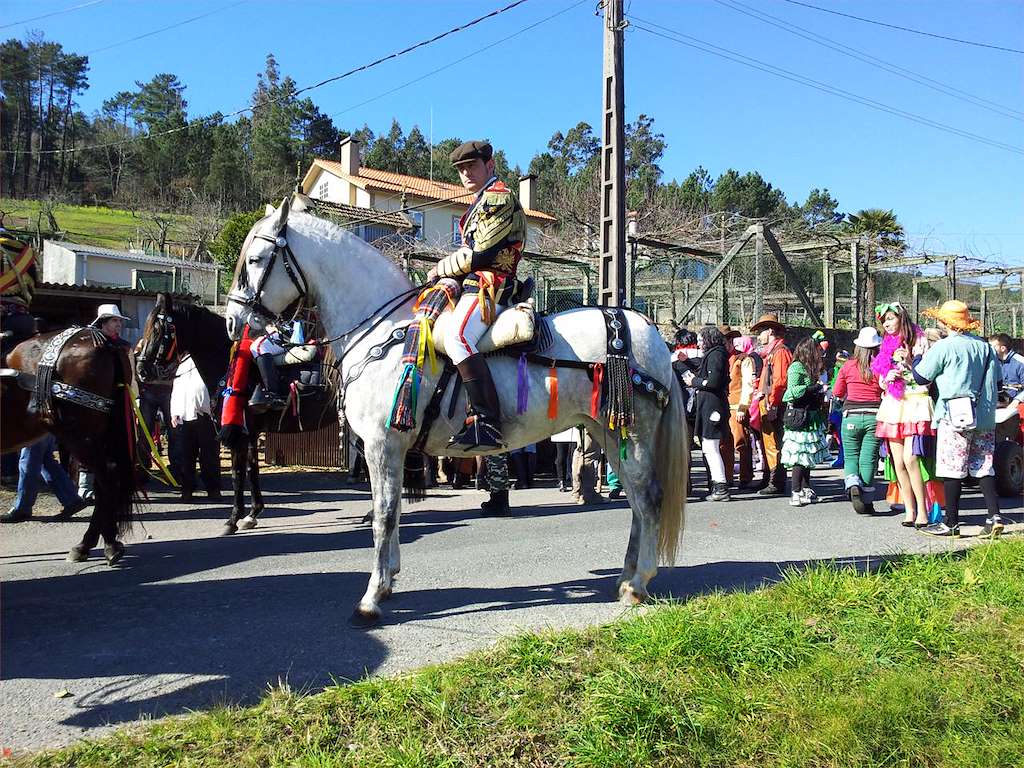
[31,326,108,418]
[412,362,456,454]
[228,228,309,322]
[50,381,114,413]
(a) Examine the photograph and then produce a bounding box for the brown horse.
[136,293,337,535]
[1,328,137,564]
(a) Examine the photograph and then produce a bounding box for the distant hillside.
[0,198,194,254]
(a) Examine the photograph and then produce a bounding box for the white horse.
[225,198,688,624]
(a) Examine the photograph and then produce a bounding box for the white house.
[300,138,555,253]
[41,240,221,305]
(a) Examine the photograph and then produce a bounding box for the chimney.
[340,136,360,176]
[518,174,537,211]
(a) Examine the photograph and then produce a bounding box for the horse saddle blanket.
[271,344,319,367]
[431,299,536,357]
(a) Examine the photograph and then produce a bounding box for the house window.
[451,215,463,247]
[409,211,424,240]
[317,180,329,199]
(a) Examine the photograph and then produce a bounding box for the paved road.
[1,467,1019,752]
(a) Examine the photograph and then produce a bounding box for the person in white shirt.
[170,355,222,502]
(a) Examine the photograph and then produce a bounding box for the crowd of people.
[4,295,1020,538]
[672,299,1020,537]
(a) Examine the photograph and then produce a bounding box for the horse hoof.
[220,523,237,536]
[239,515,258,530]
[618,585,647,606]
[349,605,381,628]
[67,546,89,562]
[104,542,125,566]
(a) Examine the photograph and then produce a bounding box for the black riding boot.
[449,354,504,452]
[250,355,286,411]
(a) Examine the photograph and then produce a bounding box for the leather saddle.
[431,277,537,357]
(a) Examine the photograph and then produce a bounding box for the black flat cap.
[450,140,492,166]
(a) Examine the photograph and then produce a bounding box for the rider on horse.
[428,140,527,452]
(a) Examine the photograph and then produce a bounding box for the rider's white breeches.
[445,293,488,365]
[250,335,285,358]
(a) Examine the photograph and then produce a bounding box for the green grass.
[0,198,191,250]
[24,541,1024,768]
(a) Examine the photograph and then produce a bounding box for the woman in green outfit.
[831,328,884,514]
[781,336,830,507]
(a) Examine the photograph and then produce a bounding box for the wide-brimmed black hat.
[450,140,493,166]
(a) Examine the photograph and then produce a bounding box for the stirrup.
[448,415,505,452]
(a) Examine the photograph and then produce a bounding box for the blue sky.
[7,0,1024,263]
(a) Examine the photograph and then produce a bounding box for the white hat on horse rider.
[91,303,131,326]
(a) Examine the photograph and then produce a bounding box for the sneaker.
[759,485,786,497]
[982,516,1006,537]
[608,488,624,500]
[922,522,960,537]
[789,492,808,507]
[803,488,818,504]
[0,508,31,524]
[705,482,731,502]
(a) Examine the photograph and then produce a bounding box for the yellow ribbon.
[129,395,179,487]
[416,316,438,375]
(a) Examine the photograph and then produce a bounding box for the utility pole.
[598,0,627,307]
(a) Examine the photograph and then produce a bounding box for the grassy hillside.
[0,198,192,251]
[26,540,1024,768]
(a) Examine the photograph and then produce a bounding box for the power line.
[715,0,1024,122]
[13,0,533,156]
[777,0,1024,55]
[627,16,1024,156]
[86,0,250,55]
[0,0,106,30]
[331,0,588,120]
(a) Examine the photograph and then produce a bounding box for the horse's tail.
[655,374,688,565]
[102,348,139,536]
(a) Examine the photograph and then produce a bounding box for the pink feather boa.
[870,326,922,399]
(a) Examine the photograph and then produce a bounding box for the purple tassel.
[516,353,529,415]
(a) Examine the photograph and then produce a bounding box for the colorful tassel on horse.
[387,362,420,431]
[546,362,559,420]
[516,353,529,415]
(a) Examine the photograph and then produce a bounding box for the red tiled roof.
[308,159,556,223]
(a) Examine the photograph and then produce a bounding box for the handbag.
[945,347,994,431]
[783,383,824,430]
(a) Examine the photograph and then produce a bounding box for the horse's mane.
[288,211,410,287]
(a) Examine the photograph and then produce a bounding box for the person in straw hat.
[832,327,884,514]
[749,313,792,495]
[914,300,1005,537]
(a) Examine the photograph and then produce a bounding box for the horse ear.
[269,196,291,232]
[264,203,275,216]
[291,191,311,212]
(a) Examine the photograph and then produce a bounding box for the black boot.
[480,489,511,517]
[449,355,504,452]
[250,355,286,411]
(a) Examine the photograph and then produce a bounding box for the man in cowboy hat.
[427,139,527,454]
[749,313,792,495]
[91,303,132,344]
[75,303,135,502]
[914,300,1005,537]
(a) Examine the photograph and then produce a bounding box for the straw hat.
[853,327,882,348]
[749,313,785,335]
[922,300,980,332]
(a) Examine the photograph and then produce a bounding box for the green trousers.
[840,412,880,489]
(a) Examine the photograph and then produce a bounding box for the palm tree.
[845,208,905,319]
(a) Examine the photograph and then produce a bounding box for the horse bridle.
[228,225,309,325]
[139,311,181,381]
